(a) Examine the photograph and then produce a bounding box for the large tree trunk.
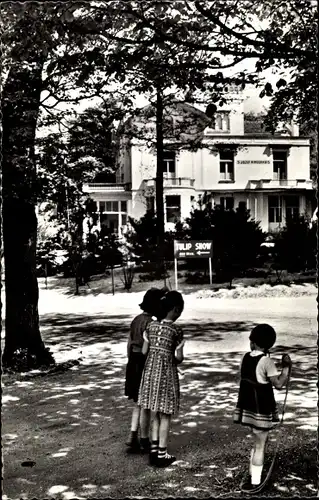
[2,58,55,370]
[155,88,165,278]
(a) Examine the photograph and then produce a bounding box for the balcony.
[247,179,313,190]
[84,182,132,192]
[144,177,195,189]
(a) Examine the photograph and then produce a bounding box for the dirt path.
[2,295,317,498]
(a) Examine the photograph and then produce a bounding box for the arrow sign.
[174,240,213,259]
[174,240,214,290]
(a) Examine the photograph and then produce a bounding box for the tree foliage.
[181,203,266,284]
[1,1,316,370]
[110,1,317,127]
[274,215,317,273]
[126,211,175,265]
[1,2,127,369]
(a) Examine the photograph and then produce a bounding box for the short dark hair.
[249,324,276,350]
[159,291,184,319]
[139,288,166,316]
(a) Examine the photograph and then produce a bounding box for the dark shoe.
[126,439,140,454]
[149,452,158,465]
[155,454,176,468]
[140,438,150,454]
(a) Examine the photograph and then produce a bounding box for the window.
[100,213,119,233]
[116,166,124,184]
[146,196,155,213]
[166,195,181,223]
[273,150,287,180]
[97,200,127,234]
[285,196,299,220]
[238,201,246,211]
[220,197,234,210]
[211,112,230,132]
[268,196,282,223]
[100,201,118,212]
[219,150,234,181]
[163,151,176,175]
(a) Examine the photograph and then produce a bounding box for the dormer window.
[211,112,230,132]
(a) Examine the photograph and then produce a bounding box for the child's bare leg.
[126,404,141,450]
[158,413,171,449]
[140,408,151,439]
[139,408,151,452]
[151,411,160,442]
[149,412,160,463]
[158,413,175,463]
[251,430,268,484]
[131,404,141,432]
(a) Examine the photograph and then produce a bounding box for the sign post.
[173,241,178,290]
[209,257,212,285]
[174,240,213,290]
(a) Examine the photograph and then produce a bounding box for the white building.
[84,90,315,235]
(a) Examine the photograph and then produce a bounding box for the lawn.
[2,285,318,499]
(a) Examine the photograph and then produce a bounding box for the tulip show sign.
[173,240,213,289]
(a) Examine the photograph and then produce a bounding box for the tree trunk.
[156,87,165,276]
[2,58,55,370]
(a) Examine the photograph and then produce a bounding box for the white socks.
[249,449,254,475]
[251,464,263,485]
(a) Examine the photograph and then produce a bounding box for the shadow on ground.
[2,312,317,499]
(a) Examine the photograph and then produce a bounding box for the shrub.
[274,215,317,273]
[121,264,135,290]
[185,271,210,284]
[126,211,174,263]
[176,204,266,285]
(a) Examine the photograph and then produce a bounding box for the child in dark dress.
[125,287,167,453]
[234,324,292,491]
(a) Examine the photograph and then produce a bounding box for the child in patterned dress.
[125,287,167,453]
[138,291,185,467]
[234,324,292,491]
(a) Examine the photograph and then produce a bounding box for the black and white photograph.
[1,1,317,498]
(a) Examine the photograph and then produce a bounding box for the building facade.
[83,92,315,235]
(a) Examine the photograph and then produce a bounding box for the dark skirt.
[234,379,279,431]
[125,351,146,403]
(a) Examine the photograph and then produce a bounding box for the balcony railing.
[84,182,132,192]
[144,177,195,188]
[248,179,313,190]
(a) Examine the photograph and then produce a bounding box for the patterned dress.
[138,320,183,415]
[234,353,279,431]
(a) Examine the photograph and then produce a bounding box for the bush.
[274,215,317,273]
[174,204,266,285]
[126,212,174,263]
[241,268,269,278]
[121,264,135,290]
[185,271,210,284]
[139,270,170,282]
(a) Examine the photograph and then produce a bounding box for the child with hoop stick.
[125,287,167,453]
[234,324,292,492]
[138,291,185,467]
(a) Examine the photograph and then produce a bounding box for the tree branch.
[194,1,314,59]
[117,3,308,61]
